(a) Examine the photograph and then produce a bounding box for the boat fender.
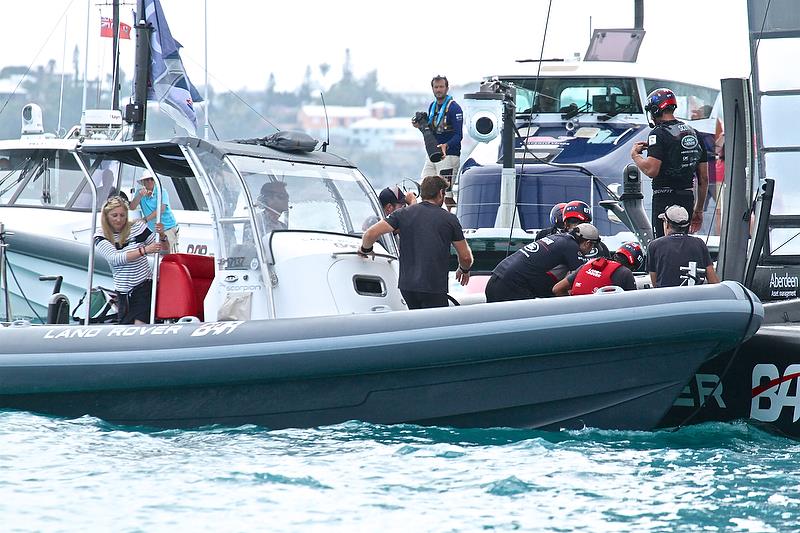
[594,285,624,295]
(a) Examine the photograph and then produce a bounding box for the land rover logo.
[681,135,698,149]
[225,275,238,282]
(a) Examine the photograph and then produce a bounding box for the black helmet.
[549,202,567,227]
[615,241,644,270]
[563,200,592,223]
[644,88,678,119]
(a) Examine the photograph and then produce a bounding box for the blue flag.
[143,0,203,134]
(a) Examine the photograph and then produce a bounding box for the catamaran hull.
[660,324,800,437]
[0,282,761,430]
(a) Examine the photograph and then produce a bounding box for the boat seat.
[156,254,215,321]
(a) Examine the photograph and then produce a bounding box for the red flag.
[101,17,132,39]
[100,16,114,38]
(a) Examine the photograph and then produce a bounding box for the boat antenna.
[57,13,69,136]
[81,0,90,119]
[503,0,553,257]
[320,91,330,152]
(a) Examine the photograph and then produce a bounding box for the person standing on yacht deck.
[414,75,463,210]
[130,171,180,253]
[359,175,473,310]
[631,87,709,238]
[94,196,167,324]
[646,205,719,288]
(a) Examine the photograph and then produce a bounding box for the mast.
[128,0,151,141]
[111,0,121,110]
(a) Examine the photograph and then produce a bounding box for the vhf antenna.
[320,91,330,152]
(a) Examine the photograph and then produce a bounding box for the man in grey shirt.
[646,205,720,288]
[359,175,473,309]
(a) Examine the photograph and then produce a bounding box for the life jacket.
[652,120,703,189]
[428,95,454,134]
[571,257,622,295]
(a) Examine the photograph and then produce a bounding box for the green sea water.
[1,412,798,532]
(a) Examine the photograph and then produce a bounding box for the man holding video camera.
[412,75,463,209]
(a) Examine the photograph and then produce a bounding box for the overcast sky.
[1,0,752,94]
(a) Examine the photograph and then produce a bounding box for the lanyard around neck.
[428,95,452,127]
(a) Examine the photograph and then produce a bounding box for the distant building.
[347,117,421,152]
[297,100,397,131]
[0,74,27,100]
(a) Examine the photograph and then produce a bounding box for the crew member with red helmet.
[552,241,644,296]
[485,223,600,302]
[630,87,708,238]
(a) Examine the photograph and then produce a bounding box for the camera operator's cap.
[378,186,407,207]
[658,205,690,226]
[574,223,600,242]
[137,170,154,182]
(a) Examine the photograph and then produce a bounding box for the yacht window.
[230,155,380,237]
[0,150,85,208]
[643,79,719,121]
[511,77,642,116]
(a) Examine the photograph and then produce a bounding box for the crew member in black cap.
[646,205,719,288]
[378,186,416,217]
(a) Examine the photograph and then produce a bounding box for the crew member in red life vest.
[553,241,644,296]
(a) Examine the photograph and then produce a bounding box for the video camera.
[412,111,443,163]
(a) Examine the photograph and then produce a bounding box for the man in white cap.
[646,205,719,288]
[130,170,179,253]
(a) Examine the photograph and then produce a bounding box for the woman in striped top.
[94,196,166,324]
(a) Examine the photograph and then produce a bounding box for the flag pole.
[81,0,90,120]
[203,0,209,140]
[111,0,121,110]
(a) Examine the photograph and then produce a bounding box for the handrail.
[136,147,162,325]
[71,152,98,325]
[331,250,397,262]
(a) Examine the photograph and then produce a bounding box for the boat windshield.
[227,155,380,237]
[0,149,87,208]
[510,77,642,117]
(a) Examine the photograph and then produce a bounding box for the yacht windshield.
[228,155,381,237]
[510,77,642,116]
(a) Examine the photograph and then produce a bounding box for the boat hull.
[0,282,762,430]
[660,324,800,436]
